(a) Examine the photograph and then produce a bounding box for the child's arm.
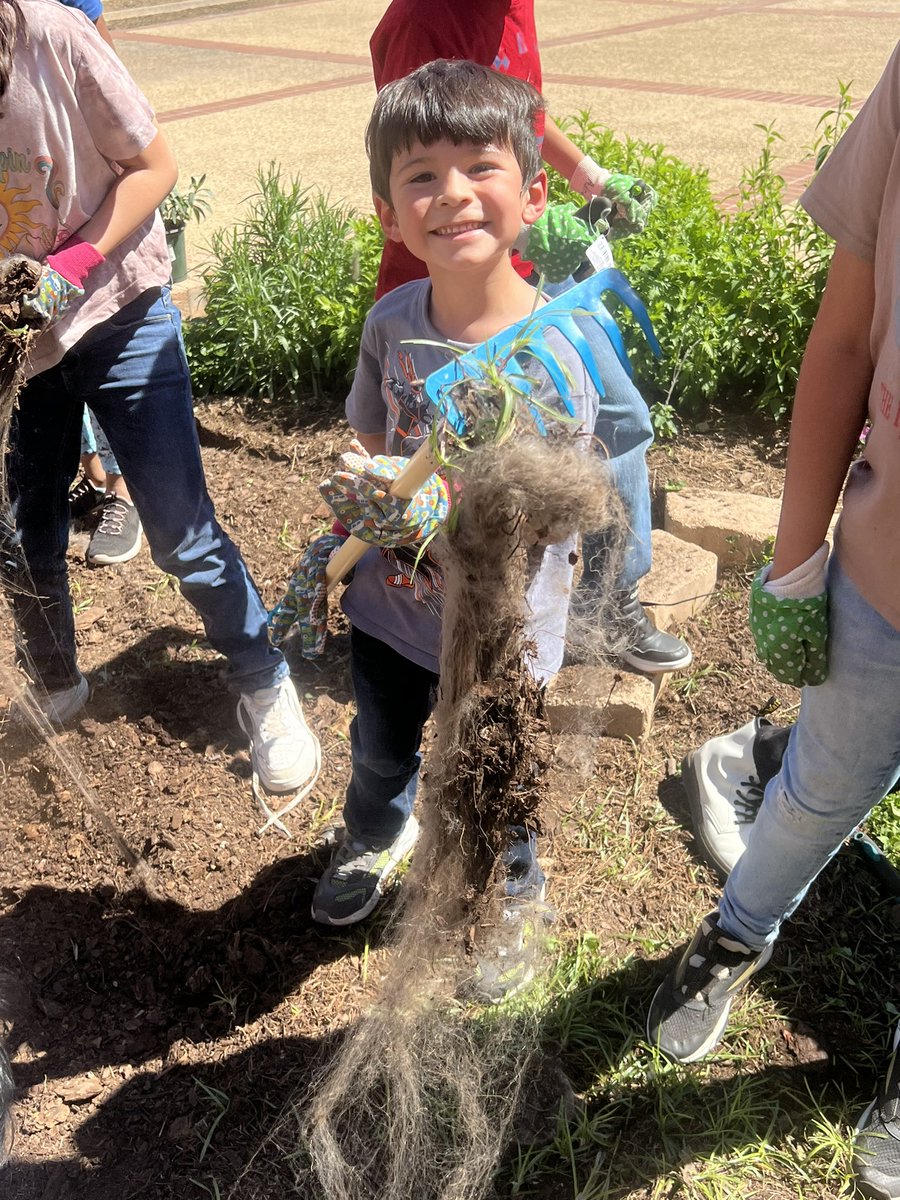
[74,129,177,257]
[770,243,875,580]
[541,118,655,236]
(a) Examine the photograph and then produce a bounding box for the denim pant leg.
[67,288,286,693]
[3,372,84,689]
[543,277,654,593]
[719,557,900,950]
[345,627,438,843]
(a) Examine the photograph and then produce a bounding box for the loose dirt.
[0,401,887,1198]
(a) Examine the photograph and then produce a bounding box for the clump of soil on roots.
[298,435,622,1200]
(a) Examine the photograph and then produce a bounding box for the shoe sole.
[621,644,693,675]
[87,533,143,566]
[311,816,420,927]
[681,751,734,879]
[645,942,774,1063]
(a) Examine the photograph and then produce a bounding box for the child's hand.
[20,241,105,325]
[20,266,84,324]
[748,543,829,686]
[268,532,345,658]
[320,440,450,548]
[523,204,596,283]
[602,174,657,238]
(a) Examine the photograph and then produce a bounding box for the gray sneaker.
[87,495,142,566]
[854,1023,900,1200]
[646,911,773,1063]
[311,815,420,926]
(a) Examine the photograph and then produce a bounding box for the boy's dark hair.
[367,59,544,203]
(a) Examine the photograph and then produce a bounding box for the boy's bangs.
[382,93,522,164]
[368,59,543,201]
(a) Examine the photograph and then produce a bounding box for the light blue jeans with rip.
[719,555,900,950]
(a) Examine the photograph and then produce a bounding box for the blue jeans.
[346,627,541,883]
[543,277,654,592]
[2,287,286,694]
[719,556,900,949]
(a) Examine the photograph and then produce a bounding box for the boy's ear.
[520,168,549,227]
[374,194,404,244]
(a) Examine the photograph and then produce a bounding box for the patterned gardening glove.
[522,204,596,283]
[748,543,829,687]
[601,173,657,239]
[268,532,345,659]
[320,440,450,548]
[20,241,105,324]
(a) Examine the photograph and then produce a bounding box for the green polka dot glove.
[603,173,658,239]
[748,569,829,687]
[523,203,595,283]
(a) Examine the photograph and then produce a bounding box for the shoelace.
[246,686,296,742]
[96,496,130,536]
[330,840,373,881]
[70,478,98,504]
[734,775,765,824]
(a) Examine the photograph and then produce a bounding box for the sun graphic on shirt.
[0,175,43,254]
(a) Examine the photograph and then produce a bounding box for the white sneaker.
[236,676,321,833]
[15,672,89,728]
[681,718,766,877]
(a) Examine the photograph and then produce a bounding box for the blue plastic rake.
[422,268,661,437]
[325,268,660,592]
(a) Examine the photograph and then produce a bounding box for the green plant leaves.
[184,165,381,403]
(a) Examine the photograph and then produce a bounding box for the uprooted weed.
[234,435,623,1200]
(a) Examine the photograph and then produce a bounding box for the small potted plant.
[159,174,213,284]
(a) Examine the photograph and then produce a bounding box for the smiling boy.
[310,62,600,995]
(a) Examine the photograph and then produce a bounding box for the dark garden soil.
[0,401,893,1199]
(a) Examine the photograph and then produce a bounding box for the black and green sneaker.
[646,911,773,1063]
[311,815,419,926]
[854,1023,900,1200]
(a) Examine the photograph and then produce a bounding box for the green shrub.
[550,91,851,421]
[185,165,382,403]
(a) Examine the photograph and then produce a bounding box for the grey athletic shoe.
[646,911,773,1063]
[87,495,142,565]
[854,1023,900,1200]
[311,814,420,926]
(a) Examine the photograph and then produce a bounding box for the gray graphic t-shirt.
[342,279,599,680]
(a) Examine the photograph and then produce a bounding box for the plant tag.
[586,237,614,273]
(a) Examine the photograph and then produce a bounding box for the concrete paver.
[104,0,899,275]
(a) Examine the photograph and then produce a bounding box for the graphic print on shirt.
[379,342,444,615]
[0,152,68,255]
[380,544,444,618]
[382,345,433,456]
[0,172,43,254]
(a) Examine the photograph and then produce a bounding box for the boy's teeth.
[436,222,481,234]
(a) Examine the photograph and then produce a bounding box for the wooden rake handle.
[324,441,440,593]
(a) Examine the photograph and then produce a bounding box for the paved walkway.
[105,0,899,274]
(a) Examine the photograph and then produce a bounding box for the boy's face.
[375,138,547,276]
